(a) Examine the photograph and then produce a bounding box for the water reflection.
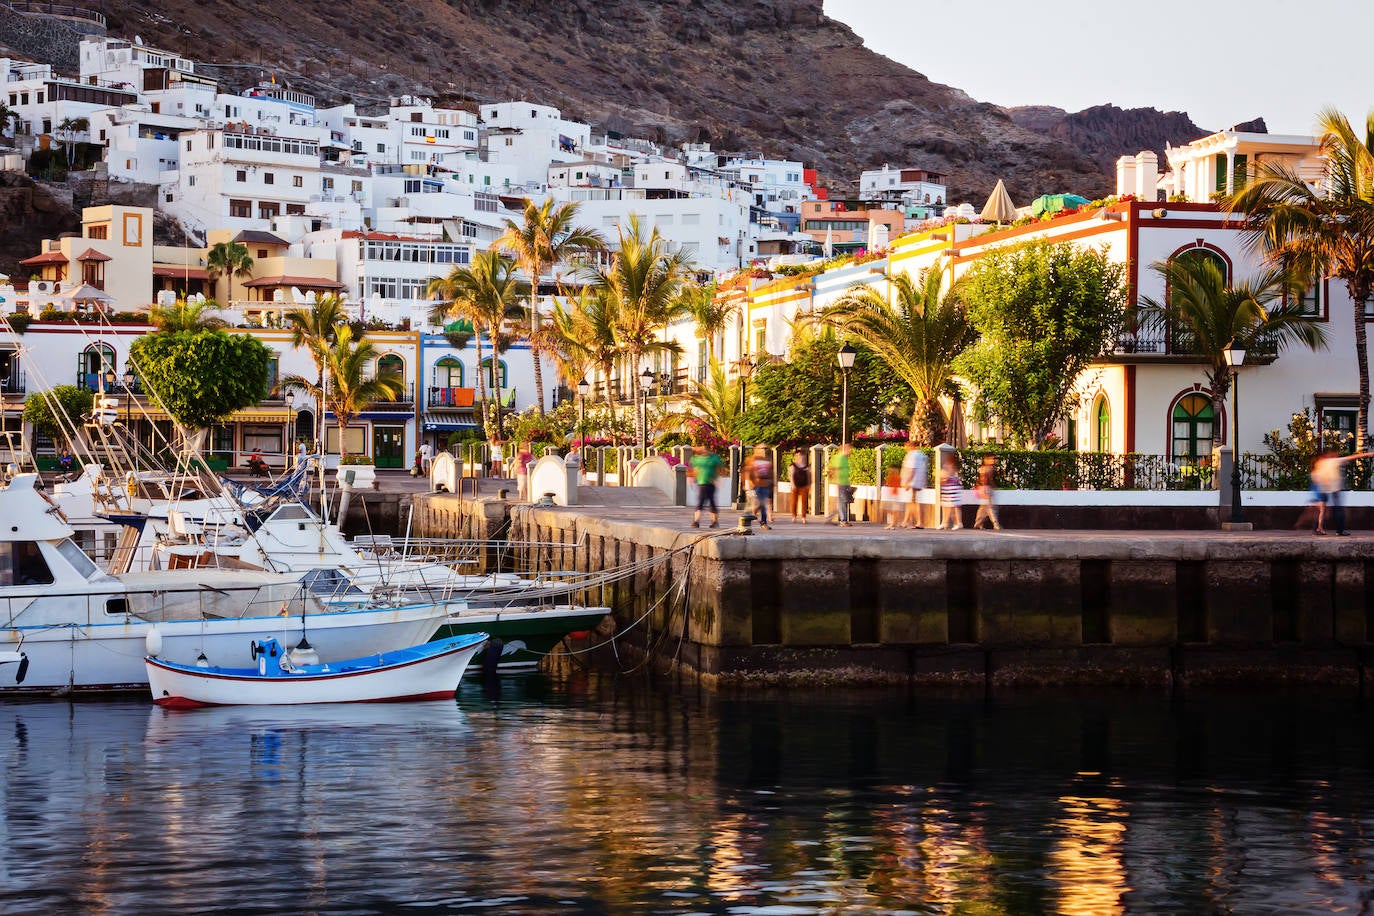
[2,684,1374,913]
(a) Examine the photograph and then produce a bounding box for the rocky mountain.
[1006,104,1268,175]
[99,0,1123,203]
[0,172,78,279]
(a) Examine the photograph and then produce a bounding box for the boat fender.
[482,637,504,678]
[145,628,163,658]
[15,653,27,684]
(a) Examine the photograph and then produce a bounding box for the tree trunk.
[474,332,490,440]
[530,286,545,416]
[489,321,504,439]
[910,396,945,447]
[1356,293,1370,453]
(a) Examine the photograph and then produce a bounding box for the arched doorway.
[1093,394,1110,453]
[1171,393,1216,466]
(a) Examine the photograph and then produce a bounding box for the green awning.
[1030,194,1092,217]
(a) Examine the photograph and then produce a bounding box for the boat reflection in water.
[3,682,1374,913]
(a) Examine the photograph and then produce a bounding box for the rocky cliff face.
[102,0,1122,202]
[0,172,78,279]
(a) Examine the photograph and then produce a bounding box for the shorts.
[697,481,717,512]
[1310,483,1328,504]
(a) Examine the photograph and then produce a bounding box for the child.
[972,455,1001,530]
[939,453,962,530]
[882,466,903,529]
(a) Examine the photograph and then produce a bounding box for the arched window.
[1171,393,1215,466]
[79,343,115,391]
[433,356,463,388]
[480,357,507,389]
[376,354,404,379]
[1170,244,1230,285]
[1093,395,1110,453]
[294,409,315,444]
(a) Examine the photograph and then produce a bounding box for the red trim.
[1124,365,1136,453]
[154,689,456,709]
[1139,219,1246,232]
[952,222,1125,265]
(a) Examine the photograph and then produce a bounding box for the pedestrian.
[938,452,963,530]
[489,439,505,478]
[419,441,433,474]
[1312,448,1374,536]
[882,466,903,529]
[690,444,723,529]
[826,443,854,527]
[296,439,308,469]
[789,449,811,523]
[59,447,72,475]
[1296,454,1328,533]
[745,444,774,529]
[516,443,534,501]
[972,454,1001,530]
[899,441,929,529]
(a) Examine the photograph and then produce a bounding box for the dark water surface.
[4,677,1374,914]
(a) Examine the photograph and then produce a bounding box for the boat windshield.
[55,538,102,581]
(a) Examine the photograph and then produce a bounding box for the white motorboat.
[0,475,457,694]
[145,632,489,707]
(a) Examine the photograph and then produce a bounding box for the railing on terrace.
[4,1,107,28]
[427,386,474,408]
[1115,315,1281,359]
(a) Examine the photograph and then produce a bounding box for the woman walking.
[972,455,1001,530]
[938,453,963,530]
[789,450,812,523]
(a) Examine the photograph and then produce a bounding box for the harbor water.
[4,676,1374,914]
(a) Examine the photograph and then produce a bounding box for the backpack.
[752,459,774,487]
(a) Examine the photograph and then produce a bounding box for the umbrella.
[1030,193,1091,218]
[947,397,967,448]
[980,180,1017,224]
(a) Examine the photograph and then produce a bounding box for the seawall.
[409,491,1374,692]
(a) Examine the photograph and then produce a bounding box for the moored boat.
[146,632,489,707]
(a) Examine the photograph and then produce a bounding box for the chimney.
[1135,151,1158,202]
[1116,155,1137,198]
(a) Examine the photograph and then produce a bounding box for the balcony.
[427,386,476,409]
[365,382,414,409]
[1112,317,1278,361]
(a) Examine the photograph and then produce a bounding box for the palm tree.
[666,360,746,442]
[822,269,976,445]
[206,241,254,305]
[148,298,227,332]
[680,281,734,364]
[1227,107,1374,449]
[0,102,21,138]
[283,295,347,451]
[1136,256,1328,419]
[282,325,402,459]
[549,289,620,419]
[55,116,88,169]
[586,217,691,443]
[427,251,527,439]
[492,197,605,415]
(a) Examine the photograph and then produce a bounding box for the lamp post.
[837,341,857,445]
[639,367,654,452]
[122,368,134,429]
[1223,341,1247,525]
[576,377,590,449]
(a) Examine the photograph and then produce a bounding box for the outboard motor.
[250,638,285,677]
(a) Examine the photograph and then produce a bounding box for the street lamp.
[639,367,654,452]
[576,377,590,448]
[837,341,857,445]
[1223,341,1247,524]
[122,368,134,429]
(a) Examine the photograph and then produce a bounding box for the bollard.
[673,463,687,506]
[812,444,827,518]
[736,512,756,535]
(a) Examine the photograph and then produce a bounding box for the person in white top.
[1312,448,1374,536]
[419,442,433,474]
[899,442,930,529]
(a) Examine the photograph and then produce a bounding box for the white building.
[390,96,479,168]
[858,164,946,208]
[481,101,590,187]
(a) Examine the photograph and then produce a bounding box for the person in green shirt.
[825,443,854,526]
[690,445,724,529]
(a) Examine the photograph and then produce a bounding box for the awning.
[153,265,211,280]
[19,251,68,266]
[242,275,346,289]
[75,248,112,262]
[357,410,413,420]
[131,408,293,423]
[423,421,478,432]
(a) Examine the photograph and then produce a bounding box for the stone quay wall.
[499,504,1374,693]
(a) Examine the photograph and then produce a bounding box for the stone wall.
[513,504,1374,693]
[0,5,97,73]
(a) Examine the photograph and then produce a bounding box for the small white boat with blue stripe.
[146,632,489,708]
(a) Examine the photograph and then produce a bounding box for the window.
[325,425,366,455]
[236,169,246,182]
[1171,393,1215,467]
[286,204,305,215]
[258,202,280,220]
[0,542,55,587]
[480,358,507,389]
[229,199,252,218]
[1093,395,1110,453]
[87,225,108,240]
[376,354,404,379]
[376,142,385,153]
[351,180,363,193]
[292,175,303,188]
[188,176,196,187]
[1316,397,1359,450]
[264,172,274,185]
[56,538,100,580]
[1214,153,1249,193]
[682,213,700,226]
[243,424,284,454]
[433,356,463,388]
[697,341,707,382]
[211,424,234,455]
[185,139,192,152]
[322,177,334,190]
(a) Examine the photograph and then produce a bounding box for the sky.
[823,0,1374,135]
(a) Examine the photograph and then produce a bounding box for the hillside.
[101,0,1122,203]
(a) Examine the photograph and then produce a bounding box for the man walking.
[690,445,723,529]
[745,444,775,530]
[826,443,854,527]
[1313,448,1374,536]
[900,441,929,529]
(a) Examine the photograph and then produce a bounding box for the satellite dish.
[134,34,143,45]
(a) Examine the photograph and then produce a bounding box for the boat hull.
[0,604,451,693]
[435,606,609,670]
[146,633,488,707]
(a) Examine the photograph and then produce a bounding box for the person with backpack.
[789,450,812,523]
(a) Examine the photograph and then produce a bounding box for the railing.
[4,1,106,28]
[364,383,414,407]
[0,370,25,395]
[427,386,474,408]
[1240,452,1372,491]
[1116,315,1282,359]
